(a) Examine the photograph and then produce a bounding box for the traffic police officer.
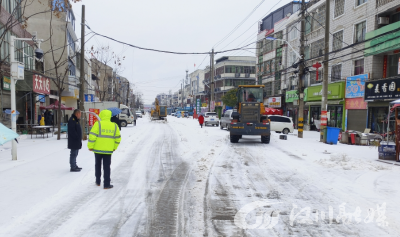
[88,110,121,189]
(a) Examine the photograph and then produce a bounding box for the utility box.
[378,142,396,160]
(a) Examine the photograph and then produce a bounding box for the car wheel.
[282,128,290,134]
[230,135,239,143]
[121,121,127,127]
[261,135,270,144]
[220,123,223,129]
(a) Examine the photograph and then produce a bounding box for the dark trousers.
[95,153,112,187]
[69,149,79,168]
[200,123,203,128]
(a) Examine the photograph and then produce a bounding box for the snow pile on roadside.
[315,153,392,171]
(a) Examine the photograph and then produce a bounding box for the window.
[356,0,367,6]
[354,59,364,75]
[310,39,324,58]
[331,64,342,81]
[313,5,326,30]
[305,16,312,35]
[332,30,343,51]
[68,59,76,76]
[288,50,297,67]
[304,46,310,60]
[265,82,273,96]
[354,21,366,43]
[334,0,345,18]
[288,25,298,41]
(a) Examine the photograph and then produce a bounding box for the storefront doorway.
[327,105,343,129]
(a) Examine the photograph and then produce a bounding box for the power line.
[213,0,266,49]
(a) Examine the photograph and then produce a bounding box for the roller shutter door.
[347,110,367,132]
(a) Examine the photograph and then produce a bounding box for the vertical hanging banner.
[321,111,327,126]
[88,108,100,126]
[383,55,388,78]
[3,76,11,91]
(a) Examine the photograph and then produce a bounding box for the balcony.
[376,0,395,8]
[364,21,400,56]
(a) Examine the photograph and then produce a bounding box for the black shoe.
[95,182,100,186]
[104,185,113,189]
[76,166,82,170]
[70,168,81,172]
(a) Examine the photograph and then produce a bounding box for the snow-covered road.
[1,115,400,237]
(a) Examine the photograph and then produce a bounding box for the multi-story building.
[0,0,37,126]
[24,0,79,119]
[203,56,256,109]
[91,58,114,102]
[256,0,400,133]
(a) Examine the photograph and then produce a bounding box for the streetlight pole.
[9,35,43,160]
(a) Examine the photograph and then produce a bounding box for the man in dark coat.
[68,109,82,172]
[111,115,121,130]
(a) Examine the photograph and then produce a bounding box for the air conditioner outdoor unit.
[378,17,389,25]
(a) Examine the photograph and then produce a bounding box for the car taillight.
[262,119,269,125]
[205,116,209,118]
[231,119,238,124]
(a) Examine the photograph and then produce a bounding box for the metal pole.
[79,5,86,140]
[321,0,330,141]
[211,49,215,112]
[10,36,17,160]
[297,0,306,139]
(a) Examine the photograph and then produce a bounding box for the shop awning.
[305,100,343,106]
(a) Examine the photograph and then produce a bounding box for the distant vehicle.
[150,98,167,121]
[204,112,219,126]
[220,109,234,130]
[229,85,270,144]
[84,102,135,127]
[268,115,294,134]
[184,111,189,118]
[136,112,142,118]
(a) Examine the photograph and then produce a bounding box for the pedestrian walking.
[88,110,121,189]
[133,112,137,126]
[111,115,121,130]
[198,114,204,128]
[68,109,82,172]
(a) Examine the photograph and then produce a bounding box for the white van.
[268,115,294,134]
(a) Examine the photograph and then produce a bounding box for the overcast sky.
[72,0,292,104]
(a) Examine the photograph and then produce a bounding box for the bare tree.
[89,45,124,102]
[46,1,81,140]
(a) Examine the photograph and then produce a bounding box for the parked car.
[220,109,233,130]
[136,112,142,118]
[268,115,294,134]
[171,113,176,116]
[184,111,189,118]
[204,112,219,126]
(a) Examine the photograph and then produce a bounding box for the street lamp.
[265,37,302,59]
[9,35,43,160]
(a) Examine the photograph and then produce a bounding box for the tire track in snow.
[2,124,156,237]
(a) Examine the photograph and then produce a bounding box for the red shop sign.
[346,97,367,110]
[33,74,51,95]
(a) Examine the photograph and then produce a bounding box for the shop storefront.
[305,81,346,130]
[364,77,400,134]
[285,90,305,129]
[345,74,368,132]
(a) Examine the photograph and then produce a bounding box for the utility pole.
[297,0,306,138]
[210,49,215,112]
[126,81,129,105]
[79,5,87,140]
[321,0,330,141]
[181,82,183,108]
